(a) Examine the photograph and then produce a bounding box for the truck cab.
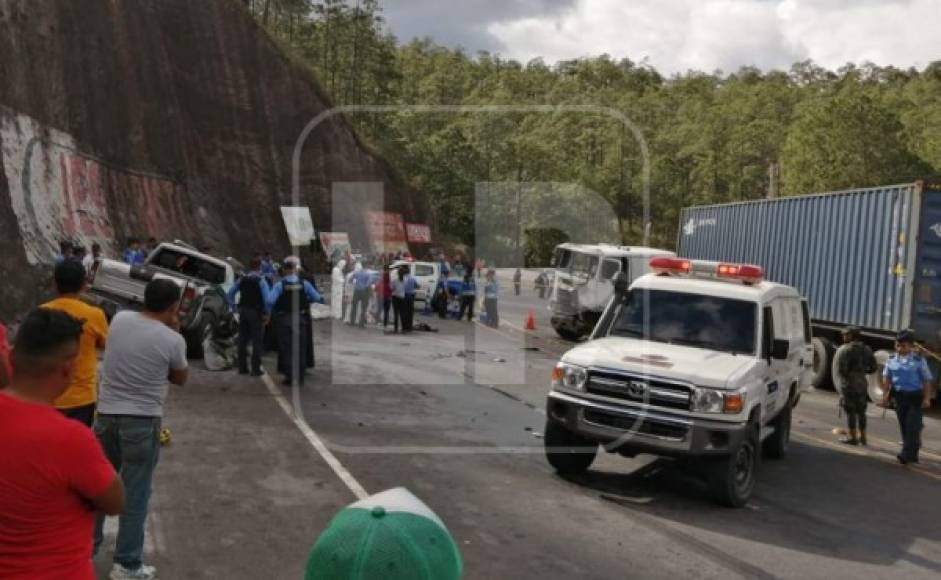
[549,243,675,340]
[544,257,813,507]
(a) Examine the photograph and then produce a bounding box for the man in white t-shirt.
[93,279,189,580]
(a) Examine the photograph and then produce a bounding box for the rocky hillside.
[0,0,427,319]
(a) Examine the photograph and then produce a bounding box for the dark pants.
[382,298,392,327]
[895,390,924,462]
[349,288,370,326]
[404,295,416,331]
[842,389,868,432]
[60,403,96,427]
[238,308,264,373]
[94,415,161,570]
[514,283,520,296]
[391,296,404,332]
[459,295,475,321]
[276,313,311,385]
[485,297,499,327]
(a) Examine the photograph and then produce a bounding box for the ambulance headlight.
[691,388,745,414]
[552,363,587,391]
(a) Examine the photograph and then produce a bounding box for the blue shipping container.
[677,181,941,344]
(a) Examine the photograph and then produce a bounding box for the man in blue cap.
[881,329,934,464]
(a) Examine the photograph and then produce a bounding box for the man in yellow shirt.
[43,260,108,426]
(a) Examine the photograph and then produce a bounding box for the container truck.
[677,180,941,404]
[548,243,675,340]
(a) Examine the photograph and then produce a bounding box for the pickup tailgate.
[90,259,184,304]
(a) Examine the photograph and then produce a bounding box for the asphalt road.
[95,279,941,579]
[287,282,941,580]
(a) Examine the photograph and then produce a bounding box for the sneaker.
[110,563,156,580]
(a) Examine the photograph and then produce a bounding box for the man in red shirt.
[0,308,125,579]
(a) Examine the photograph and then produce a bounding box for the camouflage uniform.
[838,340,877,439]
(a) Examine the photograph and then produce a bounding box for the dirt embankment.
[0,0,426,320]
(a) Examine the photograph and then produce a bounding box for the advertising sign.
[319,231,351,259]
[280,206,315,246]
[366,211,408,252]
[405,223,432,243]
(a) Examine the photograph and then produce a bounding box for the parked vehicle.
[389,260,440,303]
[85,241,241,357]
[548,243,675,340]
[545,257,812,507]
[678,180,941,404]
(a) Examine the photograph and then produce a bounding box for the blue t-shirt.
[351,270,372,291]
[403,276,419,295]
[883,353,932,392]
[484,280,499,299]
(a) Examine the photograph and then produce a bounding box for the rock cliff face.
[0,0,426,319]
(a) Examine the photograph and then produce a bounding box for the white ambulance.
[544,257,813,507]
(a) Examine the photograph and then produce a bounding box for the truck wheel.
[762,402,791,459]
[552,323,582,341]
[830,344,850,396]
[544,419,598,476]
[707,427,758,508]
[868,350,892,403]
[186,312,216,359]
[810,337,835,390]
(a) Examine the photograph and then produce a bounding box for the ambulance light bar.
[649,257,764,284]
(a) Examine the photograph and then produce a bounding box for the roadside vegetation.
[246,0,941,253]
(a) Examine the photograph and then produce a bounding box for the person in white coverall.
[331,259,347,320]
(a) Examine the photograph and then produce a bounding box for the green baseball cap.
[305,487,463,580]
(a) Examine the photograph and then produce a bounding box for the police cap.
[896,329,916,343]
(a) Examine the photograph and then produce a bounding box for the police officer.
[227,257,270,376]
[267,257,323,386]
[881,329,934,464]
[836,326,876,445]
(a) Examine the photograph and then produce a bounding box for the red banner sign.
[367,211,406,244]
[405,223,432,243]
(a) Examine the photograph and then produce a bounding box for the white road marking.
[260,370,369,500]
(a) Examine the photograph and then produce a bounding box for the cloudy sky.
[381,0,940,74]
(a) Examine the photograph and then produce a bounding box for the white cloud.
[486,0,941,74]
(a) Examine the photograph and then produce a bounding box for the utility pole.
[768,162,779,199]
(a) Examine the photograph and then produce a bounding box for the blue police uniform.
[883,352,932,463]
[348,269,373,327]
[268,274,323,385]
[227,271,271,375]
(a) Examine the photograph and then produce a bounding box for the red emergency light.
[717,263,764,283]
[650,257,691,274]
[650,257,765,284]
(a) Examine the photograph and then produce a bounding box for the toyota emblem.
[626,381,648,398]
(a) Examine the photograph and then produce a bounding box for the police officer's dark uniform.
[882,329,934,464]
[836,326,876,445]
[268,260,322,386]
[227,266,270,376]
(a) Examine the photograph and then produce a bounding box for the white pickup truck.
[85,241,241,357]
[544,257,813,507]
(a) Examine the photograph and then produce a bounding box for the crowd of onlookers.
[0,242,471,580]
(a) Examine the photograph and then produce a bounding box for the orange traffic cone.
[525,309,536,331]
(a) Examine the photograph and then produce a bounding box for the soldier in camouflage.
[837,326,877,445]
